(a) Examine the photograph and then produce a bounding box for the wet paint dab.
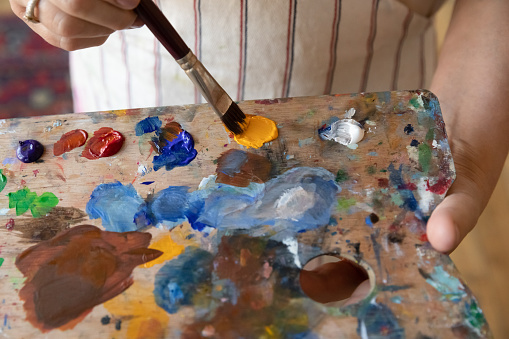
[82,127,124,160]
[151,122,198,171]
[8,187,59,218]
[17,140,44,163]
[53,129,88,156]
[233,115,279,149]
[0,169,7,192]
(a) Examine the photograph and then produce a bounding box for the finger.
[28,22,109,50]
[299,260,369,304]
[48,0,138,31]
[427,180,482,254]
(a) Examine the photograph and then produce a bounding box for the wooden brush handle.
[134,0,190,60]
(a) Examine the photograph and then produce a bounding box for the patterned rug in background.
[0,15,73,119]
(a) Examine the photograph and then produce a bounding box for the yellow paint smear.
[234,115,278,149]
[104,281,169,339]
[142,234,185,268]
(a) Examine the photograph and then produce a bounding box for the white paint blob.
[321,119,364,146]
[275,187,315,221]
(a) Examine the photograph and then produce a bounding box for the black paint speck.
[368,213,379,224]
[410,139,420,147]
[388,232,405,244]
[101,315,111,325]
[115,319,122,331]
[404,124,414,135]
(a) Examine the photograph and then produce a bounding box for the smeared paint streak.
[17,140,44,163]
[151,122,197,171]
[215,149,271,187]
[104,281,170,339]
[10,207,87,242]
[154,235,309,338]
[8,188,59,218]
[233,115,278,149]
[0,258,4,267]
[86,182,145,232]
[135,116,163,136]
[387,163,419,212]
[134,167,339,234]
[15,225,162,332]
[418,143,432,173]
[337,198,356,212]
[357,302,405,338]
[298,137,314,147]
[53,129,88,156]
[143,235,185,268]
[141,181,155,185]
[420,266,466,302]
[3,157,17,166]
[82,127,124,160]
[0,169,6,192]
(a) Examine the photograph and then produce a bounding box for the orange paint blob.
[234,115,278,149]
[53,129,88,156]
[82,127,124,160]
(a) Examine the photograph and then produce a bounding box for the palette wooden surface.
[0,91,491,338]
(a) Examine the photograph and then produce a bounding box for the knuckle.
[62,0,92,15]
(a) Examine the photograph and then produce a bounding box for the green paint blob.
[418,143,432,173]
[335,169,349,183]
[0,258,4,268]
[465,300,486,333]
[426,127,435,141]
[8,187,59,218]
[0,169,6,192]
[391,192,404,207]
[409,97,421,109]
[337,198,357,211]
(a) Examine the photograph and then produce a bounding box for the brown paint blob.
[12,207,87,242]
[82,127,124,160]
[215,149,272,187]
[15,225,162,332]
[53,129,88,156]
[149,122,182,154]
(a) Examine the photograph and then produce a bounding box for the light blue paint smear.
[135,116,162,136]
[298,137,314,147]
[357,302,404,338]
[86,182,145,232]
[424,266,466,302]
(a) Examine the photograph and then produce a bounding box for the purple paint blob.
[16,140,44,163]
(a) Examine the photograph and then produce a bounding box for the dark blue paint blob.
[410,139,420,147]
[16,140,44,163]
[86,182,145,232]
[152,130,198,171]
[100,316,110,325]
[357,302,405,338]
[135,116,162,136]
[141,181,155,185]
[115,319,122,331]
[135,186,190,228]
[404,124,414,135]
[154,247,214,314]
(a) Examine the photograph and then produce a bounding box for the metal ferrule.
[177,51,232,117]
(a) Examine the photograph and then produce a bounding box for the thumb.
[427,179,483,254]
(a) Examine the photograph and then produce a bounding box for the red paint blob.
[53,129,88,156]
[5,218,15,231]
[426,177,452,195]
[82,127,124,160]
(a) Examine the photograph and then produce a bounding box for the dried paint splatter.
[0,169,7,192]
[15,225,162,332]
[8,188,59,218]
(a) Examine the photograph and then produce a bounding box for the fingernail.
[116,0,139,9]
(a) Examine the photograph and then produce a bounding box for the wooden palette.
[0,91,491,338]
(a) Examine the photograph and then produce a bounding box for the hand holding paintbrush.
[134,0,246,135]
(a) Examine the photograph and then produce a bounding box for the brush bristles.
[221,102,247,135]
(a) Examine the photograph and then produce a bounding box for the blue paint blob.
[141,181,155,185]
[152,130,198,171]
[135,117,162,136]
[135,186,190,228]
[86,182,145,232]
[410,139,420,147]
[217,149,248,176]
[154,247,214,314]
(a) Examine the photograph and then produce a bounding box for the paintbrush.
[134,0,246,135]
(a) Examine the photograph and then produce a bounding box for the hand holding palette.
[0,91,491,338]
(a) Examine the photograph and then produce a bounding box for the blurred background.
[1,0,507,337]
